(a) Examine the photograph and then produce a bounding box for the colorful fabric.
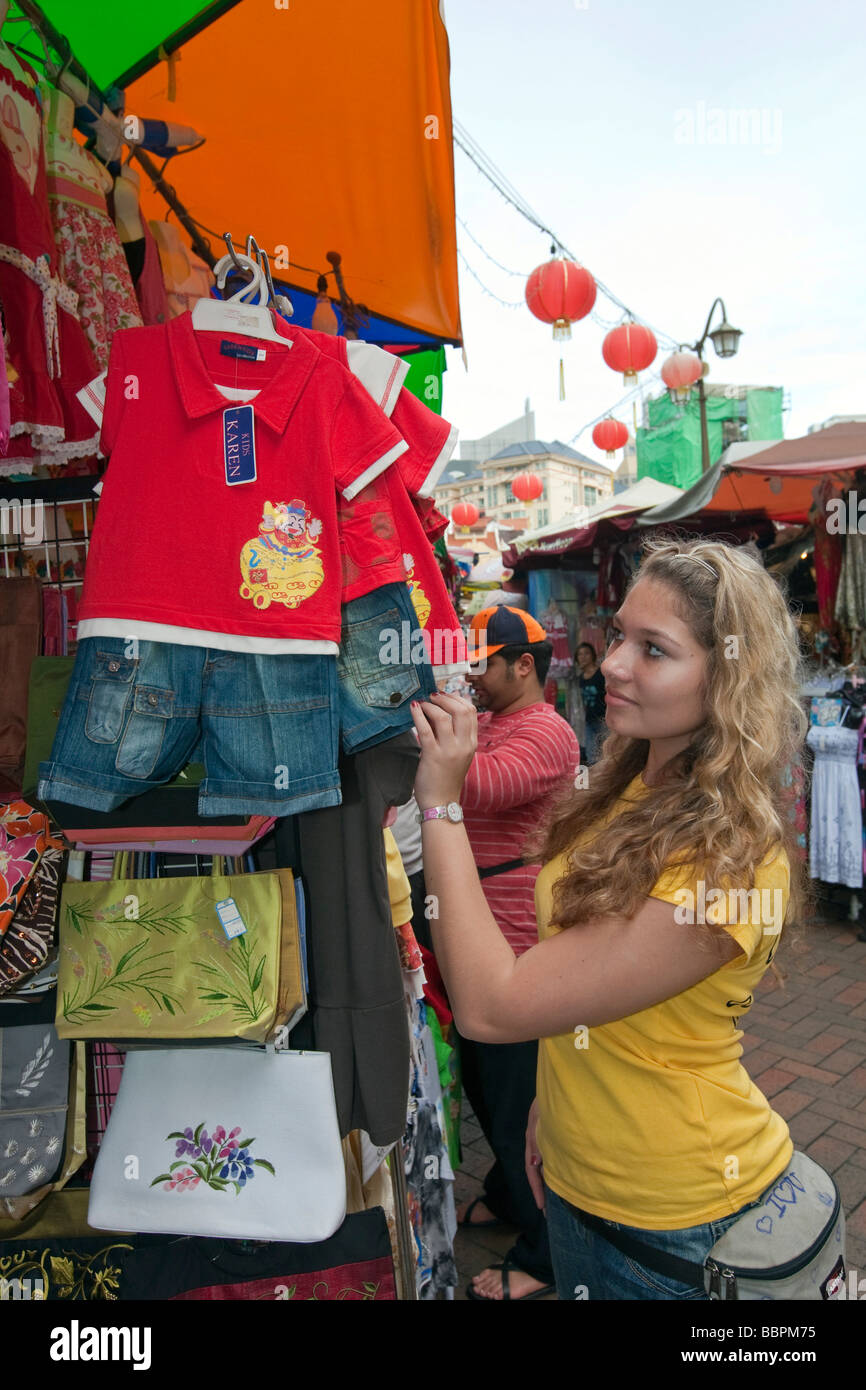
[75,316,406,650]
[0,800,64,938]
[44,85,142,373]
[535,773,794,1229]
[0,843,65,997]
[0,52,99,466]
[51,202,142,373]
[461,702,581,955]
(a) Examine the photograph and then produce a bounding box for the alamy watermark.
[674,102,782,154]
[674,883,785,935]
[0,499,44,545]
[826,492,866,535]
[378,622,483,671]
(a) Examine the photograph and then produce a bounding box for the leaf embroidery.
[16,1033,54,1096]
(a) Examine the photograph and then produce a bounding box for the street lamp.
[691,298,744,473]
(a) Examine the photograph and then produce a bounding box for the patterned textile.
[0,844,65,995]
[835,533,866,637]
[0,801,65,938]
[780,761,808,863]
[51,202,142,373]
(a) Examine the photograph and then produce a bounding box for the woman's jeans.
[545,1185,763,1300]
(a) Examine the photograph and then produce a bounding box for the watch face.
[446,802,462,823]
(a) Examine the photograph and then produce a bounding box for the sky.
[440,0,866,472]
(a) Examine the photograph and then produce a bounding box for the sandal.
[458,1196,504,1230]
[465,1257,556,1301]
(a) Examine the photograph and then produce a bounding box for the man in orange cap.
[455,606,581,1300]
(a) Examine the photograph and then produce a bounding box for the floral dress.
[44,87,142,373]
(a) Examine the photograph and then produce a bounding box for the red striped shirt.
[462,702,582,955]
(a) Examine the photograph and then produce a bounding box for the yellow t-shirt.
[535,774,793,1230]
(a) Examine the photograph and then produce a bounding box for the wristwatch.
[417,802,464,824]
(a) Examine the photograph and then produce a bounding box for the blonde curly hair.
[529,536,810,935]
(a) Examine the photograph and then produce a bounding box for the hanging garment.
[404,1097,458,1298]
[113,165,169,327]
[73,315,406,651]
[0,51,99,469]
[44,88,141,373]
[290,732,418,1146]
[835,532,866,646]
[541,604,573,678]
[299,327,465,677]
[148,221,215,317]
[812,480,843,632]
[806,724,863,887]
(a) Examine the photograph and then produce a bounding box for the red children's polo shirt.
[284,324,467,674]
[76,315,407,652]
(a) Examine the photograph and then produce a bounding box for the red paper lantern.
[451,502,479,528]
[592,418,629,458]
[511,471,544,503]
[661,349,702,402]
[525,256,596,341]
[602,321,658,383]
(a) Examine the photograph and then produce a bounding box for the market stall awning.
[638,422,866,528]
[503,478,682,566]
[13,0,461,344]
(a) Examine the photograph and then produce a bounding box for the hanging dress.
[44,87,142,373]
[806,723,863,888]
[0,51,98,473]
[542,605,573,678]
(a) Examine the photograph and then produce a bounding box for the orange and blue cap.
[468,606,547,665]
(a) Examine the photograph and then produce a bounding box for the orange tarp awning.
[125,0,460,342]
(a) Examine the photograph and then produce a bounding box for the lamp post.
[691,298,743,474]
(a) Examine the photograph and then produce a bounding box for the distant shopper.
[575,641,606,763]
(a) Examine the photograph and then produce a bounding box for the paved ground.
[453,909,866,1300]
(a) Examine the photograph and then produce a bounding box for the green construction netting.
[400,346,446,414]
[637,411,724,489]
[638,387,783,489]
[746,387,784,440]
[7,0,238,88]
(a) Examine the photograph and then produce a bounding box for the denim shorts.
[37,638,341,818]
[338,582,435,754]
[545,1185,765,1301]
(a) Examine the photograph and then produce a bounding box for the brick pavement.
[452,912,866,1300]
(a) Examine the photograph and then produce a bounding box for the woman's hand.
[409,691,477,810]
[525,1098,545,1212]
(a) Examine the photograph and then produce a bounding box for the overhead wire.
[453,119,680,350]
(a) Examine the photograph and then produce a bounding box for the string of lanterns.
[450,253,709,533]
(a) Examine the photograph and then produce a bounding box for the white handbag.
[87,1047,346,1243]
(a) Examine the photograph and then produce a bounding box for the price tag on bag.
[215,897,247,939]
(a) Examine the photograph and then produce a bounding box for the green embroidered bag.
[55,866,301,1046]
